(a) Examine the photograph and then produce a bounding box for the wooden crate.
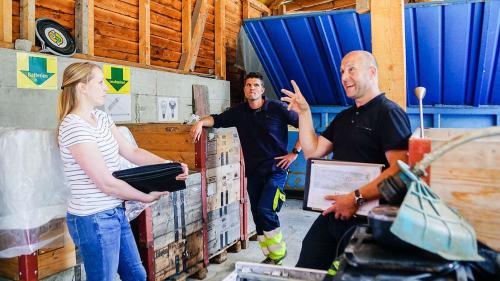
[153,230,204,281]
[0,220,76,280]
[133,172,207,281]
[207,202,241,257]
[206,163,241,212]
[124,123,201,170]
[206,127,241,169]
[151,173,203,249]
[409,128,500,251]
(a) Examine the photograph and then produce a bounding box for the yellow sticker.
[16,52,58,89]
[103,64,131,94]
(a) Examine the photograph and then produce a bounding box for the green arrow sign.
[106,67,129,92]
[20,56,55,85]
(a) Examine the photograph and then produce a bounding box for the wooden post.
[215,0,226,79]
[139,0,151,65]
[356,0,370,14]
[371,0,407,110]
[75,0,94,55]
[194,129,208,266]
[20,0,35,44]
[181,0,191,70]
[178,0,208,72]
[243,0,250,19]
[137,208,155,281]
[18,252,38,281]
[0,0,12,43]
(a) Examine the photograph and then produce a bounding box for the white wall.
[0,48,230,129]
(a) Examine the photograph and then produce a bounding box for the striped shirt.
[58,109,122,216]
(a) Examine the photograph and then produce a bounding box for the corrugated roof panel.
[243,0,500,106]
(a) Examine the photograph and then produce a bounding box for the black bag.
[112,163,186,193]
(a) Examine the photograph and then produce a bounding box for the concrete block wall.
[0,48,231,129]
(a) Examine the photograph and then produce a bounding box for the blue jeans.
[247,170,288,235]
[66,207,146,281]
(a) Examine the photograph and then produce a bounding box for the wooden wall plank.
[20,0,34,42]
[286,0,331,11]
[214,0,225,78]
[298,1,355,12]
[0,0,12,43]
[75,0,94,55]
[371,0,406,109]
[178,0,208,71]
[139,0,151,64]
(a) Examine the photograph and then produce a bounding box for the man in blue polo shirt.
[281,50,411,271]
[190,72,301,265]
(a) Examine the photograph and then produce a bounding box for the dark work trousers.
[296,213,367,270]
[247,170,288,235]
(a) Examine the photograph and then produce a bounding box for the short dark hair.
[244,72,264,85]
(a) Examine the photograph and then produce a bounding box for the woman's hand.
[146,191,169,202]
[175,163,189,181]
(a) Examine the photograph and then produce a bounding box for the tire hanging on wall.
[35,18,76,57]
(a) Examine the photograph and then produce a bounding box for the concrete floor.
[192,199,318,281]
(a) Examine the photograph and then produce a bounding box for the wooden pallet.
[164,262,208,281]
[208,240,243,264]
[241,231,257,249]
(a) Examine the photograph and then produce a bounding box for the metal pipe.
[414,87,426,138]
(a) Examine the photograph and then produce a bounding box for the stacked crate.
[0,220,77,281]
[124,124,208,280]
[205,128,243,258]
[144,173,205,281]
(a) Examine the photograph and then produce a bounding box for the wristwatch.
[354,189,366,206]
[292,148,300,154]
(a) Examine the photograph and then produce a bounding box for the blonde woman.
[57,62,188,281]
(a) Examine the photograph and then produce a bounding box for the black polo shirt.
[321,94,411,168]
[212,98,299,176]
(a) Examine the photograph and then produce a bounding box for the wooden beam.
[0,40,13,48]
[286,0,332,11]
[20,0,35,43]
[139,0,150,64]
[298,1,355,12]
[248,0,271,16]
[75,0,94,55]
[178,0,208,72]
[371,0,406,109]
[243,0,271,18]
[243,0,250,19]
[215,0,226,79]
[181,0,191,68]
[356,0,370,14]
[0,0,12,43]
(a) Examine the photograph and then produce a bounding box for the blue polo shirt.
[212,98,299,176]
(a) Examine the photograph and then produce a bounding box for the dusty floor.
[193,199,318,281]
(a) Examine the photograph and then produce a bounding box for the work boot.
[261,250,287,265]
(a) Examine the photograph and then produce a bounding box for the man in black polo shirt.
[281,50,411,270]
[190,72,301,265]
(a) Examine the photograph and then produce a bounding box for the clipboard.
[303,158,384,216]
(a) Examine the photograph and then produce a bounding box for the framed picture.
[304,158,384,216]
